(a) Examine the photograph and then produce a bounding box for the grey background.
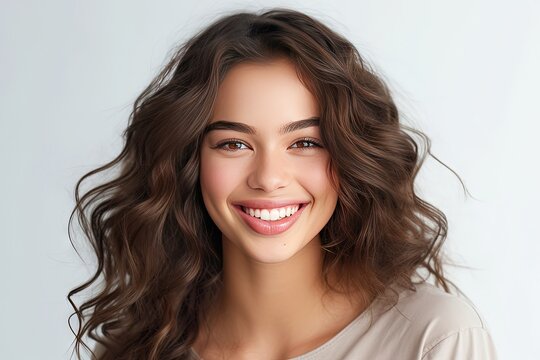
[1,0,538,359]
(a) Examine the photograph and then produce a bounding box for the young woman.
[68,8,498,360]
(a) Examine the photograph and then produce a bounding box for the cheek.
[295,155,336,196]
[200,151,241,206]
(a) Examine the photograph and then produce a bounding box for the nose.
[247,148,291,192]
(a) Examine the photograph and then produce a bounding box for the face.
[199,57,338,264]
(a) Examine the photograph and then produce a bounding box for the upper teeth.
[242,205,300,221]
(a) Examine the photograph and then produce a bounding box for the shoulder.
[295,282,498,360]
[386,282,497,359]
[393,282,487,331]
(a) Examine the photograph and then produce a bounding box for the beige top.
[94,282,497,359]
[190,282,497,359]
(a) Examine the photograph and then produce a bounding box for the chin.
[225,232,318,265]
[247,246,302,264]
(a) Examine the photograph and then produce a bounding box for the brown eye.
[290,138,323,150]
[215,140,249,152]
[294,141,312,148]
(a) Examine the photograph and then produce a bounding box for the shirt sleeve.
[421,327,498,360]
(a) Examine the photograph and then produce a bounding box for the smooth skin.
[196,57,367,359]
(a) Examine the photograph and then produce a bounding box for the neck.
[222,235,326,329]
[200,235,363,355]
[194,236,376,358]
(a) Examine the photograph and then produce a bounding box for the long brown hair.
[68,7,469,360]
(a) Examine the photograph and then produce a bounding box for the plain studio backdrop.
[1,0,538,359]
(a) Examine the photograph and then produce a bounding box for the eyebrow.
[204,116,320,135]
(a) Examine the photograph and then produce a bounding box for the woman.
[68,8,497,360]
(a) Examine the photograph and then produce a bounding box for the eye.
[212,137,323,153]
[289,137,323,150]
[213,139,250,152]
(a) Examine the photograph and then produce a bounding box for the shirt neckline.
[190,292,385,360]
[287,295,381,359]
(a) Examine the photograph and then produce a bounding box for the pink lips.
[233,203,308,236]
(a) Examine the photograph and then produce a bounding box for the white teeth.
[242,204,302,221]
[270,209,280,220]
[261,209,270,220]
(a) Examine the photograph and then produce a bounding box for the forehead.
[210,58,319,129]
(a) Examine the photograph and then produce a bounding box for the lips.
[232,202,309,236]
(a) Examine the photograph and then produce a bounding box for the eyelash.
[213,137,323,152]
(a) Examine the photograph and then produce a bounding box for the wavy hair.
[68,7,468,360]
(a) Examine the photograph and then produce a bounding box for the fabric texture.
[190,282,497,359]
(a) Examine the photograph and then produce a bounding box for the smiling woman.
[200,58,338,264]
[68,7,497,360]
